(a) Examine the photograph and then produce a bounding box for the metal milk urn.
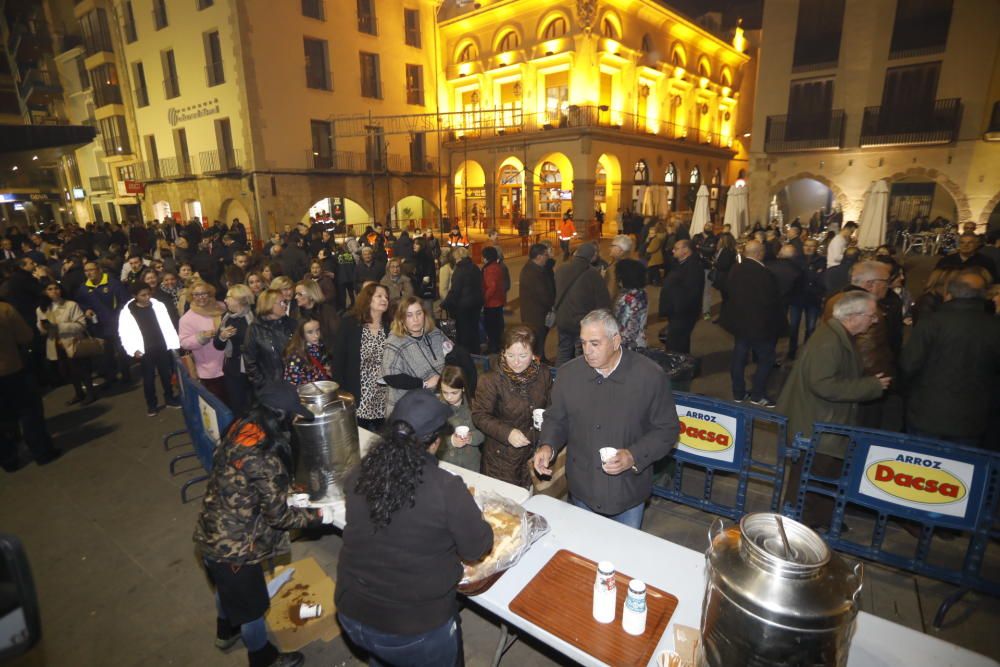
[292,381,361,501]
[698,513,863,667]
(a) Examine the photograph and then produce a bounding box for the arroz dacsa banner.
[852,442,984,526]
[673,402,745,472]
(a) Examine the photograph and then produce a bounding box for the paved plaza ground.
[2,243,998,666]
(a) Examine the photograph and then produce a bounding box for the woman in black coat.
[332,283,392,430]
[710,232,737,303]
[213,284,255,416]
[243,289,297,392]
[440,248,483,353]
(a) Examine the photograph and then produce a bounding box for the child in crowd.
[436,365,483,471]
[283,317,332,386]
[118,283,181,416]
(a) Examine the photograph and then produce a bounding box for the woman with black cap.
[336,389,493,666]
[194,381,334,667]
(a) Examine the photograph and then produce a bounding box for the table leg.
[491,621,519,667]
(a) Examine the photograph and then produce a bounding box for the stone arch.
[769,172,850,217]
[880,166,971,222]
[978,190,1000,229]
[492,25,523,53]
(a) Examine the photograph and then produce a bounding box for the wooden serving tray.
[509,549,678,667]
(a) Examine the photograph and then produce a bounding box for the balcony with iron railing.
[860,98,961,147]
[438,105,735,150]
[199,148,241,173]
[764,110,845,152]
[306,150,438,173]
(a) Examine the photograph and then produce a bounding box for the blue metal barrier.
[651,392,789,521]
[784,423,1000,627]
[174,356,234,502]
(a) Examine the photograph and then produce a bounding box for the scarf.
[221,311,254,366]
[189,299,225,325]
[160,283,180,306]
[499,353,540,396]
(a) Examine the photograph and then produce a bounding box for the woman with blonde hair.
[178,280,228,403]
[243,288,297,392]
[293,278,339,347]
[269,275,295,319]
[382,296,452,412]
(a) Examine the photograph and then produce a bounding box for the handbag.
[73,334,105,359]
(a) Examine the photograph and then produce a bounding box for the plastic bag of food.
[459,488,548,589]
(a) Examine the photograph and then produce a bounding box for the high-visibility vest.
[558,220,576,242]
[448,233,469,247]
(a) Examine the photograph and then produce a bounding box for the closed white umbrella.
[857,180,890,249]
[641,186,655,216]
[691,184,711,230]
[723,181,749,236]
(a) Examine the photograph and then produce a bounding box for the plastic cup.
[599,447,617,464]
[532,408,545,429]
[455,425,470,438]
[298,603,322,619]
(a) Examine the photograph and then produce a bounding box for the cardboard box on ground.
[265,557,340,652]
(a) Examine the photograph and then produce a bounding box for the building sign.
[673,400,745,472]
[847,438,989,530]
[72,187,86,200]
[124,179,145,194]
[168,98,221,126]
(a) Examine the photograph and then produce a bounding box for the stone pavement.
[2,246,998,666]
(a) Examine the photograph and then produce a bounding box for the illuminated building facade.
[748,0,1000,233]
[434,0,753,232]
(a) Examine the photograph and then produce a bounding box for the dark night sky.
[661,0,764,30]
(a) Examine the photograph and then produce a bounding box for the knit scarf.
[189,300,225,328]
[160,284,180,306]
[499,354,540,395]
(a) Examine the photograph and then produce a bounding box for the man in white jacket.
[118,283,181,416]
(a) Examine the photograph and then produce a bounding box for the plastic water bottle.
[593,560,617,623]
[622,579,647,635]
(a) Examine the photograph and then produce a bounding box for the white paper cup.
[289,493,311,508]
[532,408,545,429]
[298,603,322,619]
[455,425,470,438]
[599,447,617,463]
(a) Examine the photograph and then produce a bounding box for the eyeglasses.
[192,292,210,297]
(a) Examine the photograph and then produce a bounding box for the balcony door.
[880,62,940,132]
[786,78,833,141]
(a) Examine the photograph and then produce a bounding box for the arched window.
[709,168,721,213]
[698,57,710,78]
[641,34,653,53]
[457,43,478,63]
[720,67,732,88]
[671,44,686,67]
[540,161,561,184]
[543,16,567,39]
[497,31,519,52]
[601,17,619,39]
[634,160,649,184]
[499,164,521,184]
[664,163,676,211]
[689,165,700,184]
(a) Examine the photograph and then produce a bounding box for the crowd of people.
[1,209,999,666]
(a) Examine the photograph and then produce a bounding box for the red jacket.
[482,262,506,308]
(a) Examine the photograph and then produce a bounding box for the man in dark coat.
[657,239,703,354]
[441,247,483,353]
[719,240,785,406]
[767,244,804,359]
[936,233,998,281]
[519,243,556,363]
[777,290,889,529]
[76,260,133,386]
[280,237,310,281]
[354,246,386,287]
[553,243,611,365]
[534,309,679,528]
[899,272,1000,447]
[824,246,860,295]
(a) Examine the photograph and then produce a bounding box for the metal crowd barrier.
[651,392,789,521]
[173,356,234,502]
[784,423,1000,627]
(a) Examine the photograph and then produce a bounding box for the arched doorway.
[152,200,172,222]
[774,177,835,226]
[390,195,440,232]
[709,168,722,217]
[631,159,650,211]
[302,197,372,234]
[454,159,486,229]
[664,163,677,212]
[533,152,574,229]
[220,198,254,242]
[596,153,622,223]
[685,165,701,210]
[496,157,525,233]
[888,176,957,227]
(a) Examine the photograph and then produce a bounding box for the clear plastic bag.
[460,489,549,589]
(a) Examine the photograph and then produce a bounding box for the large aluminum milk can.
[292,381,361,501]
[698,513,863,667]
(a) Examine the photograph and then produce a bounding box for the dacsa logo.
[678,411,733,453]
[865,455,966,505]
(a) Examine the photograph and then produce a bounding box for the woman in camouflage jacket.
[194,382,328,667]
